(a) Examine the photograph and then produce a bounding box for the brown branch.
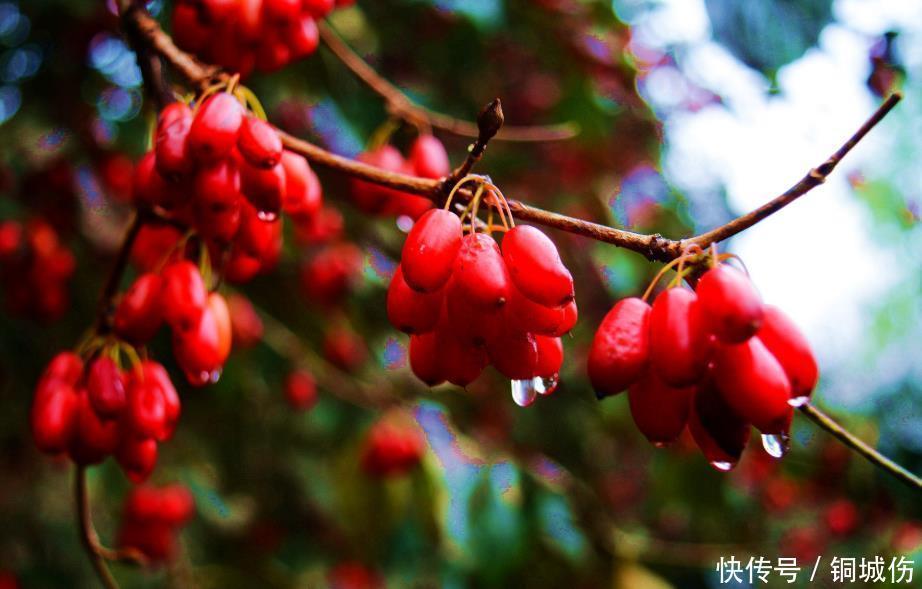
[686,93,903,249]
[443,98,504,188]
[799,402,921,491]
[75,467,119,589]
[317,21,579,142]
[94,212,143,334]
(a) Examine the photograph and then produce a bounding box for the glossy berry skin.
[173,304,226,387]
[237,116,282,168]
[628,370,694,445]
[690,379,751,468]
[116,434,158,484]
[133,151,175,210]
[240,158,285,219]
[409,332,444,387]
[155,103,194,179]
[114,273,164,344]
[32,379,79,454]
[401,209,462,292]
[284,370,317,411]
[87,357,127,419]
[126,367,168,440]
[188,93,244,164]
[505,284,566,336]
[280,151,321,218]
[487,330,538,380]
[757,305,818,400]
[552,300,578,336]
[696,264,764,343]
[68,391,120,465]
[386,265,441,334]
[160,261,207,332]
[534,336,564,378]
[588,297,651,398]
[649,288,712,387]
[712,337,793,434]
[433,320,488,387]
[409,135,450,179]
[502,225,574,307]
[451,233,510,310]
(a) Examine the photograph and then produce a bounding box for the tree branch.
[799,402,921,491]
[75,467,120,589]
[686,93,902,249]
[317,21,579,142]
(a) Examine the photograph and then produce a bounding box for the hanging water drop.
[652,441,669,449]
[536,374,559,396]
[209,368,222,384]
[761,432,790,458]
[511,379,538,407]
[709,460,735,472]
[788,395,809,408]
[256,209,278,222]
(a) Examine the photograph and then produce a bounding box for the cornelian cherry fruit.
[628,370,693,445]
[588,297,651,398]
[649,287,712,387]
[501,225,574,307]
[401,209,462,292]
[696,264,764,343]
[758,305,818,400]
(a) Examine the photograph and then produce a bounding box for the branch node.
[477,98,505,142]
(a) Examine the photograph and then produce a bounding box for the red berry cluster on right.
[0,218,74,322]
[388,200,577,402]
[360,417,425,478]
[589,259,818,469]
[117,484,195,565]
[172,0,350,77]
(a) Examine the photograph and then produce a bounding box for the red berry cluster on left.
[30,352,179,482]
[589,258,818,469]
[0,218,74,321]
[172,0,346,77]
[117,484,195,564]
[389,198,576,405]
[360,417,425,478]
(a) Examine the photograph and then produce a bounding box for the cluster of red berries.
[172,0,352,77]
[117,484,195,564]
[115,262,232,386]
[360,417,425,478]
[589,259,818,468]
[351,135,450,220]
[31,352,179,482]
[0,218,74,321]
[389,197,577,403]
[136,92,323,283]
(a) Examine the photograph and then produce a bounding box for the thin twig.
[75,467,119,589]
[317,21,579,142]
[799,402,921,491]
[686,93,902,249]
[441,98,505,192]
[94,212,143,333]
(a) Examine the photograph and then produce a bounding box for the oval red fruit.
[116,436,158,484]
[757,305,818,400]
[712,337,793,434]
[114,273,164,344]
[696,264,764,343]
[155,103,194,179]
[501,225,574,307]
[386,265,442,334]
[87,357,127,419]
[588,297,651,398]
[31,380,78,454]
[628,370,694,445]
[487,330,538,380]
[689,379,751,469]
[409,135,450,179]
[160,261,207,332]
[409,332,445,387]
[401,209,462,292]
[126,368,168,439]
[534,336,563,378]
[69,391,120,465]
[451,233,510,309]
[188,93,244,164]
[649,287,712,387]
[284,370,317,411]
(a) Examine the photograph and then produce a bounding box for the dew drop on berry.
[788,395,809,408]
[761,432,790,458]
[709,460,735,472]
[536,374,559,396]
[256,210,278,222]
[511,378,539,407]
[209,369,222,384]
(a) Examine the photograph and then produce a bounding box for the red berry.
[323,326,367,372]
[351,146,406,213]
[87,356,127,419]
[551,299,578,337]
[228,293,264,348]
[130,225,183,273]
[302,0,335,19]
[649,287,712,387]
[279,150,321,218]
[240,158,286,220]
[159,484,196,525]
[712,337,792,434]
[401,209,462,292]
[194,160,243,244]
[487,329,538,380]
[409,134,450,179]
[285,15,319,57]
[360,419,424,478]
[133,151,176,210]
[501,225,574,307]
[689,378,751,468]
[825,499,858,536]
[757,305,818,400]
[155,103,194,179]
[31,376,79,454]
[264,0,301,21]
[160,261,207,332]
[505,283,567,336]
[451,233,510,309]
[237,116,283,168]
[126,367,168,439]
[68,390,120,465]
[628,370,694,445]
[433,322,488,387]
[284,369,317,411]
[588,297,651,398]
[188,93,244,164]
[386,265,442,334]
[299,243,364,305]
[173,302,228,387]
[114,273,164,344]
[534,336,563,378]
[409,332,445,386]
[696,264,764,343]
[116,435,158,484]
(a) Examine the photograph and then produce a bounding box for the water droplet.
[396,215,414,233]
[511,379,538,407]
[788,395,809,408]
[761,432,790,458]
[652,441,669,449]
[535,374,559,396]
[709,460,735,472]
[209,369,222,384]
[256,209,278,222]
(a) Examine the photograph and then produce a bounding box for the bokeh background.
[0,0,919,587]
